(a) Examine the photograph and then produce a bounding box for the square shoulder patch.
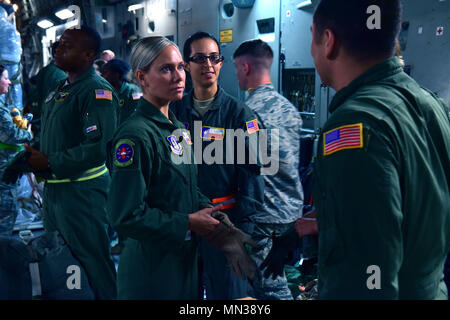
[95,89,113,100]
[246,119,259,134]
[323,123,363,156]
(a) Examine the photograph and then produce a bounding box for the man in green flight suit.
[101,59,142,125]
[311,0,450,299]
[28,41,67,121]
[25,26,118,299]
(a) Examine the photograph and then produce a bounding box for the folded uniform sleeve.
[107,135,189,244]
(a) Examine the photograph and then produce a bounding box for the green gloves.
[205,211,260,281]
[1,151,33,184]
[259,225,299,280]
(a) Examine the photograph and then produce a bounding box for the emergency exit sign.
[220,29,233,43]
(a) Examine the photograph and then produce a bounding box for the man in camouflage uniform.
[0,65,34,235]
[233,40,304,300]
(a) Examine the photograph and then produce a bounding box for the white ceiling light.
[55,8,75,20]
[37,19,54,29]
[297,0,312,9]
[128,4,144,12]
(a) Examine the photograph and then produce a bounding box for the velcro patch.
[323,123,363,156]
[132,92,143,100]
[246,119,259,134]
[202,126,225,140]
[114,139,135,167]
[86,125,98,133]
[95,89,112,100]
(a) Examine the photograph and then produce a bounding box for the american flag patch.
[246,119,259,134]
[86,125,98,133]
[323,123,363,156]
[95,89,112,100]
[132,92,143,100]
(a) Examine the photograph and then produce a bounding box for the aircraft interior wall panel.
[177,0,220,50]
[218,0,281,101]
[400,0,450,106]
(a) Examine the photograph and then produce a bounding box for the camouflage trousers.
[250,222,295,300]
[0,183,18,236]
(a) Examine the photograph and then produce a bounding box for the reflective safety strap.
[46,164,108,184]
[29,262,42,298]
[0,142,23,151]
[212,194,236,210]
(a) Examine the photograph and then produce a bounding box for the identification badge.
[167,135,183,155]
[114,139,135,167]
[201,126,225,140]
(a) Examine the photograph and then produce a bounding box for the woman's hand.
[188,204,222,237]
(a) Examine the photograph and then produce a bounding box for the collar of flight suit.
[57,66,97,90]
[328,57,404,114]
[136,97,184,130]
[247,83,275,99]
[186,86,227,114]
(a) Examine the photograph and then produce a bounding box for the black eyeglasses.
[188,54,224,65]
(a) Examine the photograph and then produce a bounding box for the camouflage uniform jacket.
[246,84,303,224]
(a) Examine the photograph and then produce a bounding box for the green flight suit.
[31,61,66,119]
[107,98,210,300]
[40,66,118,299]
[313,58,450,299]
[117,81,141,125]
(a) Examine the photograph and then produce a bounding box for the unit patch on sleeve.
[167,135,183,155]
[95,89,113,100]
[114,139,135,167]
[323,123,363,156]
[246,119,260,134]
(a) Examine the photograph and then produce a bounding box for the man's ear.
[184,62,191,73]
[324,29,338,60]
[85,49,96,63]
[243,62,251,76]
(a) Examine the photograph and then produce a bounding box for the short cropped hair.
[183,31,221,62]
[78,25,102,57]
[233,39,273,60]
[313,0,402,61]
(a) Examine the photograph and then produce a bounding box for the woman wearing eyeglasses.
[107,36,223,299]
[0,65,33,235]
[170,32,264,300]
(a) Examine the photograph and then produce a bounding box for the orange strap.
[212,194,236,210]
